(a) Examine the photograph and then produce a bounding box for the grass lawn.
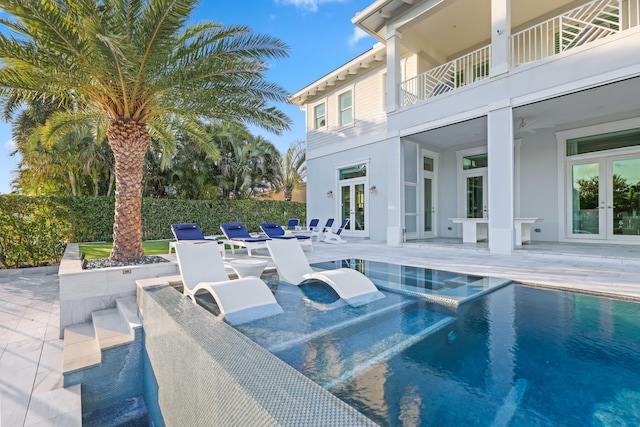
[79,241,170,259]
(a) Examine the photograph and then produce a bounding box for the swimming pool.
[218,260,640,426]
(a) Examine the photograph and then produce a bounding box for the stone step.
[63,322,101,374]
[63,296,141,372]
[92,308,135,351]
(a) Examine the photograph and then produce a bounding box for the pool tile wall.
[139,283,377,427]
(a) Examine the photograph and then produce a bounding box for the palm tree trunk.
[107,119,150,262]
[284,185,293,202]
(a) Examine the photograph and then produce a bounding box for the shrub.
[0,195,306,268]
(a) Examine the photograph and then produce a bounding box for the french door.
[421,152,437,238]
[340,180,366,235]
[464,171,488,218]
[568,154,640,240]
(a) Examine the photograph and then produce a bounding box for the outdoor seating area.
[174,241,283,325]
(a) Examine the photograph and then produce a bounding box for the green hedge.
[0,195,306,268]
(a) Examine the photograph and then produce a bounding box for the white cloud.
[4,139,15,152]
[348,27,368,47]
[275,0,346,12]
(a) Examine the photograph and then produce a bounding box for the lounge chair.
[308,218,320,231]
[170,223,225,258]
[313,218,334,242]
[260,222,313,250]
[219,222,271,257]
[323,218,349,244]
[266,238,385,307]
[175,241,283,325]
[287,219,299,230]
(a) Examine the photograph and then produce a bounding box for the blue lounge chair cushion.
[221,222,271,242]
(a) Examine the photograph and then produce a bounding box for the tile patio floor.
[1,239,639,426]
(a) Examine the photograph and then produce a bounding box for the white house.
[290,0,640,254]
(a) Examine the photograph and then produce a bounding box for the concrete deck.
[1,240,640,426]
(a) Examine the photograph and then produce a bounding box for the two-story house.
[290,0,640,254]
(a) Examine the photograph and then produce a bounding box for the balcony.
[512,0,639,68]
[399,0,639,108]
[400,45,491,108]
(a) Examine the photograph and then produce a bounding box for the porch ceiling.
[403,76,640,148]
[356,0,583,60]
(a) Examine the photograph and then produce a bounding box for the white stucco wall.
[306,140,389,241]
[518,130,560,241]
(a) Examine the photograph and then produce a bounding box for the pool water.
[227,262,640,426]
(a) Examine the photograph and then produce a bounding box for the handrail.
[399,44,491,107]
[511,0,636,68]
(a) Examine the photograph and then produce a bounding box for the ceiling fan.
[515,117,547,134]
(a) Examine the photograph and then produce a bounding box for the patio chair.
[265,238,384,307]
[220,222,271,257]
[313,218,334,242]
[260,222,313,250]
[287,219,299,230]
[322,218,349,244]
[175,241,283,325]
[170,223,226,258]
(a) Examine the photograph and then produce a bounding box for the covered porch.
[395,75,640,253]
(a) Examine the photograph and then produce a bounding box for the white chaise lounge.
[175,241,283,325]
[266,238,385,306]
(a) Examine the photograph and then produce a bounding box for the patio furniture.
[287,219,299,230]
[174,241,283,325]
[266,238,385,307]
[322,219,349,244]
[219,222,271,257]
[229,258,268,278]
[515,217,543,245]
[313,218,334,242]
[170,223,226,258]
[448,218,489,243]
[260,222,313,250]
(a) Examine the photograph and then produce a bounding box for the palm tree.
[0,0,291,261]
[281,140,306,201]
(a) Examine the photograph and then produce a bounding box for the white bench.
[448,218,489,243]
[515,218,543,246]
[449,217,543,245]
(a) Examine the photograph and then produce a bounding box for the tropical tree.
[215,125,281,199]
[0,0,291,261]
[280,140,306,201]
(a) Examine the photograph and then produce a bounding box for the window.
[339,164,366,180]
[463,153,488,170]
[339,90,353,126]
[313,103,326,129]
[567,128,640,156]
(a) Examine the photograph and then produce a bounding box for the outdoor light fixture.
[369,186,377,194]
[326,190,333,198]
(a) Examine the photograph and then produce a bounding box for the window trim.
[312,102,326,130]
[338,89,354,127]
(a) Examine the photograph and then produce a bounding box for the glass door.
[420,152,437,238]
[465,172,488,218]
[569,161,605,238]
[568,155,640,240]
[608,155,640,239]
[340,181,366,234]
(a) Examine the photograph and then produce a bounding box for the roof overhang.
[288,43,387,107]
[351,0,419,42]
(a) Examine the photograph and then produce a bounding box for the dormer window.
[314,103,326,129]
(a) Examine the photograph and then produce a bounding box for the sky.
[0,0,376,194]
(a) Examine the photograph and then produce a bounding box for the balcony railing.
[399,45,491,107]
[512,0,639,68]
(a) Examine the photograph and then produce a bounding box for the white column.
[385,30,401,113]
[387,136,403,246]
[488,103,514,254]
[491,0,510,76]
